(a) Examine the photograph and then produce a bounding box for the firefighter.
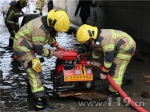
[13,9,70,110]
[76,24,136,97]
[33,0,46,16]
[5,0,27,48]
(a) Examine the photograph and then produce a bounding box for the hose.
[107,74,147,112]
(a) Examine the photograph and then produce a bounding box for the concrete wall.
[53,0,150,55]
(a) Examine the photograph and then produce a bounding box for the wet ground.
[0,2,150,112]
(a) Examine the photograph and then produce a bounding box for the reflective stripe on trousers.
[109,56,130,92]
[16,52,44,93]
[26,68,44,93]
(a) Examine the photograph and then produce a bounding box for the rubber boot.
[108,91,120,98]
[34,97,53,111]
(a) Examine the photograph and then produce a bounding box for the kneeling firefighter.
[13,10,70,110]
[76,24,136,97]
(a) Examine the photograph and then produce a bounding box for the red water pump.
[50,49,94,93]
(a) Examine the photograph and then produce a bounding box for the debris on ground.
[141,91,150,99]
[56,90,107,101]
[142,73,150,84]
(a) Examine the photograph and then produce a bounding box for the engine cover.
[57,49,78,60]
[63,64,93,82]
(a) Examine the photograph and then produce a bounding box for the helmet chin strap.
[84,39,93,53]
[85,29,102,53]
[95,29,102,46]
[48,19,57,38]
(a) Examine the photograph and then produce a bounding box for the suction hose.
[107,74,147,112]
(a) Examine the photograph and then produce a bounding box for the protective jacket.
[5,2,22,38]
[36,0,46,10]
[13,16,58,94]
[13,16,58,67]
[92,29,136,70]
[92,29,136,92]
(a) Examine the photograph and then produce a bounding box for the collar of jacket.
[41,16,49,30]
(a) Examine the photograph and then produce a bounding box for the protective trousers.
[6,25,19,48]
[109,43,136,92]
[109,57,130,92]
[17,52,45,95]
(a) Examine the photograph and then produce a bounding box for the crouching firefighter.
[76,24,136,98]
[13,10,70,110]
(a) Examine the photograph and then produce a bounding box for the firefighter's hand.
[100,73,107,80]
[57,45,66,51]
[53,51,63,59]
[32,58,42,73]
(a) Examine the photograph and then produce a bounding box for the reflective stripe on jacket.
[5,4,21,34]
[92,29,136,69]
[13,16,58,57]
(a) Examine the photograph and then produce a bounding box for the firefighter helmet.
[47,10,70,32]
[76,24,98,43]
[19,0,27,7]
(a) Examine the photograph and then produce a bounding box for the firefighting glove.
[53,51,63,59]
[100,73,107,80]
[32,58,42,73]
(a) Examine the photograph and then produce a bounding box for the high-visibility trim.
[116,53,132,59]
[36,105,43,108]
[112,60,127,86]
[92,53,100,59]
[112,79,122,85]
[43,49,49,56]
[32,86,44,93]
[6,10,15,24]
[27,68,44,93]
[14,13,20,16]
[15,29,29,39]
[27,68,37,89]
[27,21,32,33]
[118,60,126,79]
[15,23,19,25]
[104,61,112,68]
[103,44,114,52]
[36,6,42,10]
[110,30,116,39]
[32,36,46,42]
[13,43,30,52]
[15,21,32,39]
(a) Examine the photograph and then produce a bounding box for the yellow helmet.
[76,24,98,43]
[19,0,27,7]
[47,10,70,32]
